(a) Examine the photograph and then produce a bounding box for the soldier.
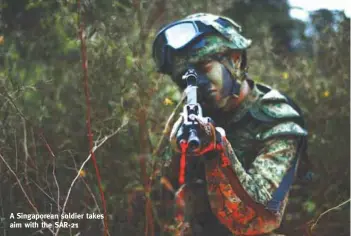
[151,13,308,236]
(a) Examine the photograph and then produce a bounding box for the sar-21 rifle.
[177,67,210,186]
[179,68,203,151]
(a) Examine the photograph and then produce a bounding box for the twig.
[22,117,30,186]
[79,177,111,236]
[39,131,61,215]
[43,139,61,215]
[54,122,127,236]
[30,127,38,181]
[0,152,55,234]
[53,159,60,214]
[1,153,35,210]
[310,198,351,231]
[81,178,102,215]
[45,163,55,205]
[0,181,6,236]
[70,153,104,230]
[14,129,18,172]
[0,154,38,209]
[31,180,59,208]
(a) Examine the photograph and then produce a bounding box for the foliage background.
[0,0,349,235]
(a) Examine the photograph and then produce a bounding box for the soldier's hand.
[169,114,226,156]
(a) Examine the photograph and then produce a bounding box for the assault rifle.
[178,68,203,152]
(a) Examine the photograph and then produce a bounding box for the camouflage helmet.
[152,13,252,75]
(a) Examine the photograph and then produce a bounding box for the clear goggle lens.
[164,23,198,49]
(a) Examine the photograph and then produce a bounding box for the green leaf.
[126,55,134,69]
[303,200,317,213]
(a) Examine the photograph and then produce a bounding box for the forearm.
[220,137,298,205]
[203,146,285,235]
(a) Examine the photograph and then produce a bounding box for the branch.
[54,122,127,236]
[22,117,30,185]
[14,130,18,172]
[71,153,110,236]
[77,0,109,234]
[0,173,6,236]
[38,129,61,214]
[71,154,102,219]
[310,198,351,231]
[52,154,60,214]
[81,177,111,236]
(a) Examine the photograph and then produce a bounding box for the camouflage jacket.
[153,79,308,236]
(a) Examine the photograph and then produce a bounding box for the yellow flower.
[79,169,86,177]
[282,72,289,79]
[163,97,174,106]
[0,36,4,45]
[322,90,330,98]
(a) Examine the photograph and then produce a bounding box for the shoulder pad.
[260,102,300,119]
[256,83,273,93]
[256,121,308,141]
[249,89,301,122]
[260,89,288,103]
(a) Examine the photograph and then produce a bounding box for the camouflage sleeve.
[203,134,300,235]
[223,136,298,205]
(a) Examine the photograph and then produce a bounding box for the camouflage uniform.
[153,79,307,236]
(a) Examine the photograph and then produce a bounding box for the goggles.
[152,15,243,74]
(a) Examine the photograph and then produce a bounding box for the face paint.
[230,52,243,78]
[196,60,235,109]
[219,51,242,79]
[171,51,243,110]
